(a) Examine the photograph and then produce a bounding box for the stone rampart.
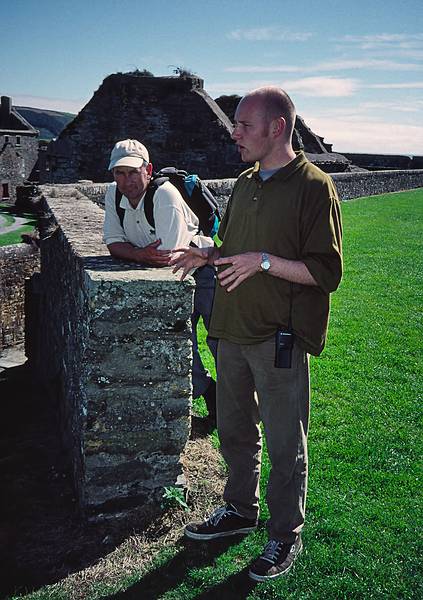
[331,169,423,200]
[0,243,39,349]
[29,185,194,519]
[77,169,423,213]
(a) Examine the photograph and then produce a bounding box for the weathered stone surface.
[0,96,39,201]
[43,74,243,182]
[0,243,40,349]
[27,185,194,516]
[331,169,423,200]
[79,169,423,219]
[342,153,423,171]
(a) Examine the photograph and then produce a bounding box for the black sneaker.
[248,536,303,581]
[184,504,257,540]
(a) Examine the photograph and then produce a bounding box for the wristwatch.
[260,252,271,272]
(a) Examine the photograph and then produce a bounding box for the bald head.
[241,86,296,142]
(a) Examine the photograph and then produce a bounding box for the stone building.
[0,96,39,202]
[43,72,351,184]
[44,73,243,183]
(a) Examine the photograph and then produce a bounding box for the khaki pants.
[217,338,310,543]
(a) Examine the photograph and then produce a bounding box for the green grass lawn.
[156,188,422,599]
[0,204,37,246]
[12,188,423,599]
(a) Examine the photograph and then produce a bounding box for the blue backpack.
[115,167,220,237]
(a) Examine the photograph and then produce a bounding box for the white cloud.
[208,76,359,98]
[224,58,421,74]
[227,27,312,42]
[225,65,303,73]
[10,94,85,113]
[317,59,421,71]
[282,77,359,97]
[207,80,275,95]
[333,33,423,44]
[368,81,423,89]
[304,114,423,155]
[359,100,423,113]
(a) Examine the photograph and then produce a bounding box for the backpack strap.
[143,176,169,231]
[114,186,125,227]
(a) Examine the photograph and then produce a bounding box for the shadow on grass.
[106,537,258,600]
[0,362,160,599]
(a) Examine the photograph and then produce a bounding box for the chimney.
[1,96,12,119]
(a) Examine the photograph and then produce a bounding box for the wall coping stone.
[34,185,194,518]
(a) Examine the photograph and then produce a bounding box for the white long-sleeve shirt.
[103,181,214,251]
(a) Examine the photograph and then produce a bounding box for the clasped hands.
[169,247,262,292]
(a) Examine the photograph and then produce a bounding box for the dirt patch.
[0,362,226,599]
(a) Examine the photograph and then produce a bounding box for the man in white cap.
[103,139,217,427]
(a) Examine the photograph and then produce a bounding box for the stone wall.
[77,170,423,216]
[331,169,423,200]
[44,73,243,183]
[29,186,194,518]
[0,243,40,349]
[342,153,423,171]
[207,170,423,205]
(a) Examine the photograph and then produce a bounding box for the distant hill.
[15,106,75,140]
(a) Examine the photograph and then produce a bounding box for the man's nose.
[231,126,241,141]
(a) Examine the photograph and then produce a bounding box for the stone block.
[31,186,194,517]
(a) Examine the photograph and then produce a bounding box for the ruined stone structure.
[342,153,423,171]
[0,243,39,350]
[27,186,194,518]
[44,73,352,184]
[0,96,38,202]
[44,73,242,183]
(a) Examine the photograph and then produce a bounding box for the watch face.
[261,259,270,271]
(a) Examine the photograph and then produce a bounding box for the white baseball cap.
[108,139,150,170]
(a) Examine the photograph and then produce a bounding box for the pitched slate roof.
[0,96,38,134]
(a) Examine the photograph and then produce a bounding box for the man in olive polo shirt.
[171,86,343,581]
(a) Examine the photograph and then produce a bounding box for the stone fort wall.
[0,243,39,350]
[28,186,194,519]
[77,169,423,210]
[4,168,422,519]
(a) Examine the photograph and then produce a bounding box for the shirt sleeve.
[103,182,128,245]
[152,184,195,250]
[300,177,343,294]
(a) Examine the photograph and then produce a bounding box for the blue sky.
[2,0,423,154]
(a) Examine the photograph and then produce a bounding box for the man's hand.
[135,239,171,266]
[215,252,261,292]
[107,240,171,266]
[170,247,215,280]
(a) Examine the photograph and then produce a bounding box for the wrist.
[207,247,219,266]
[260,252,271,273]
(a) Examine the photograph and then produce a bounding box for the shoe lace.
[206,505,234,526]
[260,540,285,564]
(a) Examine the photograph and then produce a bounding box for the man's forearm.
[107,242,141,262]
[215,251,317,292]
[267,254,317,286]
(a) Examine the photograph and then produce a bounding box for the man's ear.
[146,162,153,176]
[272,117,286,138]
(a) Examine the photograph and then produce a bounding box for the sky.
[2,0,423,155]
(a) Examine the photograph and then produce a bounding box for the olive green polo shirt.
[208,152,343,356]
